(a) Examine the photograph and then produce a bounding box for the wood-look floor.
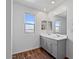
[12,48,55,59]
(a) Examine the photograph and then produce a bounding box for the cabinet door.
[40,36,47,50]
[51,40,57,58]
[46,39,52,54]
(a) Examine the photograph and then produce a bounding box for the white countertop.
[40,33,67,40]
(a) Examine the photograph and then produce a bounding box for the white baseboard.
[12,46,40,55]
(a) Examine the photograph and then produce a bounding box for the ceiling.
[14,0,65,12]
[56,11,67,18]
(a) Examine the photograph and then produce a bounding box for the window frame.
[24,13,35,33]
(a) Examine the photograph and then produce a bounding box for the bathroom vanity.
[40,33,67,59]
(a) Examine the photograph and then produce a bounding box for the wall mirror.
[41,21,47,30]
[52,10,67,35]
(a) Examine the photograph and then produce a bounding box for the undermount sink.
[47,34,61,37]
[40,33,67,40]
[56,34,61,37]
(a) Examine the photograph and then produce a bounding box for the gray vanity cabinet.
[40,36,66,59]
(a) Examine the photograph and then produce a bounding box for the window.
[24,13,35,32]
[55,21,61,32]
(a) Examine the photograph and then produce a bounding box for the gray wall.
[6,0,11,59]
[12,3,40,54]
[12,2,47,54]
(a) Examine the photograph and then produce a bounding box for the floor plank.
[12,48,55,59]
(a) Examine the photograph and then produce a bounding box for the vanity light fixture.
[44,8,46,11]
[51,1,55,4]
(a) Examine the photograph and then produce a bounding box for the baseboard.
[64,57,69,59]
[12,47,40,55]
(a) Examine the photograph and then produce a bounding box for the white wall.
[48,0,73,59]
[66,0,73,59]
[12,3,47,54]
